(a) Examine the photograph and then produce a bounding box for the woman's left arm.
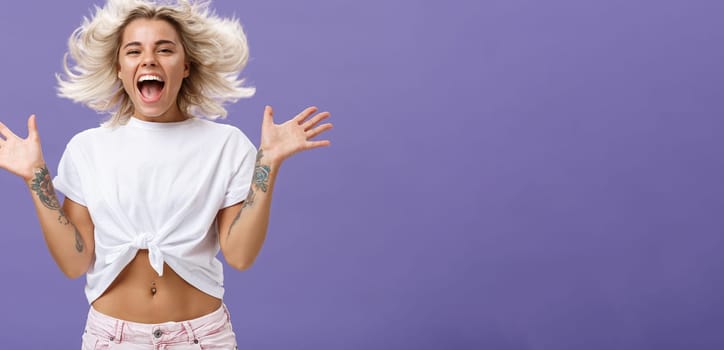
[217,105,332,270]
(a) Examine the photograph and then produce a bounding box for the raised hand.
[0,115,45,181]
[259,105,332,165]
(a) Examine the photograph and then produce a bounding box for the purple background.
[0,0,722,348]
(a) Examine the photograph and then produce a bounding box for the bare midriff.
[91,249,222,323]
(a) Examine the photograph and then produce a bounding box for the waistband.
[85,304,230,345]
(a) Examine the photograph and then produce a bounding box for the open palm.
[259,106,333,164]
[0,115,45,181]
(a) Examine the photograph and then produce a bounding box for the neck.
[133,106,186,123]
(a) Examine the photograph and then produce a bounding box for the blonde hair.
[57,0,255,126]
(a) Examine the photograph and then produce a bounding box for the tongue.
[140,81,163,101]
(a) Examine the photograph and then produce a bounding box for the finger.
[0,121,19,141]
[262,105,274,127]
[293,106,318,124]
[302,111,330,131]
[27,114,38,139]
[304,140,331,150]
[306,123,333,139]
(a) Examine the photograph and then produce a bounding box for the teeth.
[138,75,164,83]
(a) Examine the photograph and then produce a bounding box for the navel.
[151,281,157,295]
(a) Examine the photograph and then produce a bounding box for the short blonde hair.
[57,0,255,126]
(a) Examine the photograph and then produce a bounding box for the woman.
[0,0,331,348]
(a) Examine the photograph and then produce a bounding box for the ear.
[183,62,190,78]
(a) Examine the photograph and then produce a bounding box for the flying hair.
[57,0,255,126]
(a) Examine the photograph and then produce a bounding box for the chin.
[135,105,170,119]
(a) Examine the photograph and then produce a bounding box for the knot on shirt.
[105,232,165,277]
[132,233,155,250]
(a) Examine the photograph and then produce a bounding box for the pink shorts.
[81,304,238,349]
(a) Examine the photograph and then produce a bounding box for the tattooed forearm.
[227,149,272,239]
[252,149,271,193]
[30,166,84,253]
[74,226,84,253]
[58,210,70,225]
[30,165,61,210]
[60,208,84,253]
[242,188,256,208]
[242,149,269,209]
[240,149,270,209]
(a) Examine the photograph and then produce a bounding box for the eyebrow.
[122,40,177,50]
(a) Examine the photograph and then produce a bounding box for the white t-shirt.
[53,117,256,304]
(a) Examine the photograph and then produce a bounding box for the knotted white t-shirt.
[53,117,256,303]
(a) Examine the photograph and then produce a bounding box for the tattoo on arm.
[61,208,85,253]
[30,166,60,210]
[252,149,271,194]
[243,187,256,208]
[30,165,84,253]
[74,226,84,253]
[227,149,271,239]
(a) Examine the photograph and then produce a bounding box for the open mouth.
[137,75,165,102]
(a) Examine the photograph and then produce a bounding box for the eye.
[158,48,173,54]
[126,50,140,55]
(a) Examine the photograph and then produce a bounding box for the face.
[117,18,190,122]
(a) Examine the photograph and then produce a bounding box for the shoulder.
[65,126,110,149]
[193,118,255,148]
[192,118,242,133]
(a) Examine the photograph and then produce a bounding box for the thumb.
[27,114,39,138]
[263,105,274,127]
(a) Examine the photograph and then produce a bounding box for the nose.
[141,52,157,67]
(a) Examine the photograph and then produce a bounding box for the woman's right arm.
[0,115,94,278]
